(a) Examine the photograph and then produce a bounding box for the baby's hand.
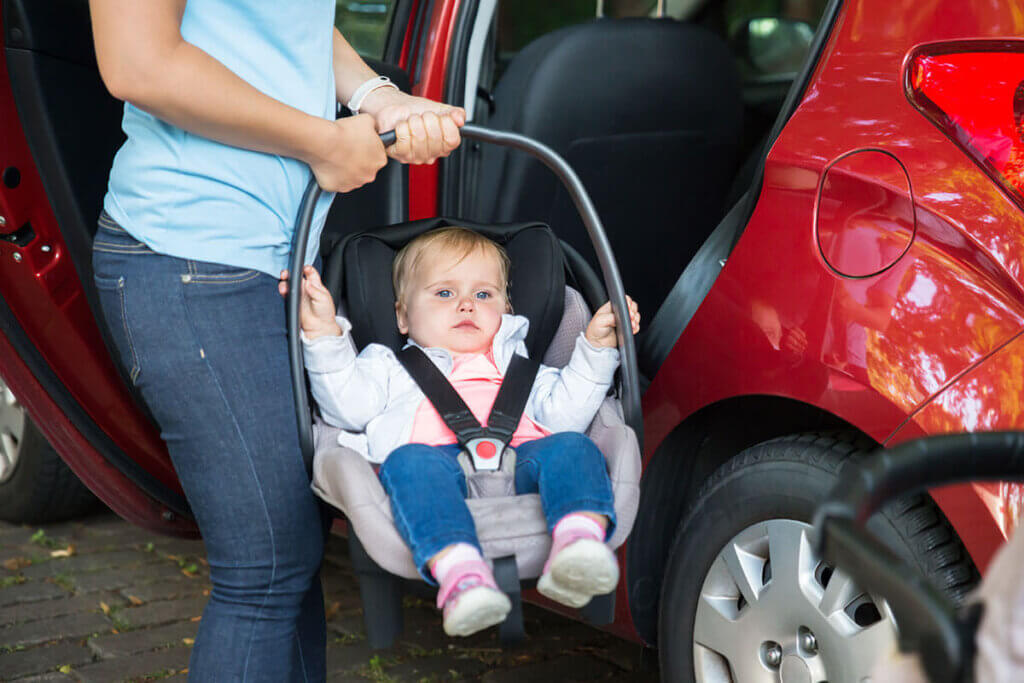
[585,296,640,348]
[278,266,343,340]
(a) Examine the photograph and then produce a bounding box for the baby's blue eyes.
[434,290,493,300]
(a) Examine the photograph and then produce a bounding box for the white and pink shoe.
[537,514,619,608]
[434,551,511,637]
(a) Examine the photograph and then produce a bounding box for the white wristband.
[346,76,399,114]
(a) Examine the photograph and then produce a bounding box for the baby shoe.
[436,560,512,637]
[537,530,619,608]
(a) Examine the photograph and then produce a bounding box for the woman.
[88,1,463,679]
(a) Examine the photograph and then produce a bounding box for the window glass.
[496,0,596,64]
[335,0,398,59]
[723,0,824,33]
[720,0,828,79]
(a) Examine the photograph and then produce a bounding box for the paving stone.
[68,563,192,594]
[325,637,382,675]
[15,672,77,682]
[0,611,113,649]
[119,578,208,603]
[0,591,125,627]
[146,537,206,557]
[89,620,199,659]
[0,641,94,680]
[75,513,134,535]
[0,526,40,545]
[480,654,630,682]
[116,596,207,630]
[0,580,69,609]
[20,551,161,581]
[326,610,367,639]
[390,647,492,681]
[72,646,191,682]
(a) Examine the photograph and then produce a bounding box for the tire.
[658,432,977,683]
[0,380,98,524]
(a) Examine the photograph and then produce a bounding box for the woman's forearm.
[333,29,381,106]
[90,0,329,165]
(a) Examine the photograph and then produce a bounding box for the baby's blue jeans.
[378,432,617,582]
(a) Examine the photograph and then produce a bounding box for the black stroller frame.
[285,125,643,647]
[814,431,1024,683]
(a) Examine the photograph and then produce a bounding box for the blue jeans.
[378,432,617,581]
[92,215,326,682]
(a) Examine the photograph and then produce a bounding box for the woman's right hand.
[279,266,343,340]
[307,114,388,193]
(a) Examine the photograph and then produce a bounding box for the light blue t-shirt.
[104,0,337,276]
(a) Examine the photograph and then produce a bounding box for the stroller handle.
[287,124,644,467]
[813,431,1024,683]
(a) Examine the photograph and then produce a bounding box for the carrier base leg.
[349,532,404,649]
[492,555,525,647]
[579,590,615,625]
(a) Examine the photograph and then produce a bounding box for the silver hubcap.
[693,519,898,682]
[0,379,25,484]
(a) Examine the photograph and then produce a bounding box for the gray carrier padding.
[310,287,642,580]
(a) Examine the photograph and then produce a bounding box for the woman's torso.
[103,0,338,276]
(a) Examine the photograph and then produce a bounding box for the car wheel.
[0,378,98,523]
[658,432,977,683]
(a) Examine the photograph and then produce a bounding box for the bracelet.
[346,75,400,114]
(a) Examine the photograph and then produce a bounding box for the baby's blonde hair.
[392,227,511,307]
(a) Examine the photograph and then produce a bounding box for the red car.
[2,0,1022,679]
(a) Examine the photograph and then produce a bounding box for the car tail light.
[907,42,1024,211]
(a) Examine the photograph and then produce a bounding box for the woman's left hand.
[359,89,465,165]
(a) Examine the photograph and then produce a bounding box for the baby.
[294,227,639,637]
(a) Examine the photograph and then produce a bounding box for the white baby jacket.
[302,314,619,463]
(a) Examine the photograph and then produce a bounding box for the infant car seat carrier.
[287,126,644,648]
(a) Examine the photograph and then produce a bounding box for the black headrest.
[337,217,565,358]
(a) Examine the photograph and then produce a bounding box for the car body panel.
[644,0,1024,576]
[0,27,191,531]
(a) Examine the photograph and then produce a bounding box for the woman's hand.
[278,266,343,340]
[585,297,641,349]
[359,89,465,165]
[306,114,388,193]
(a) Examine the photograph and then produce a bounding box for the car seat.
[469,18,743,322]
[286,125,645,648]
[308,216,641,646]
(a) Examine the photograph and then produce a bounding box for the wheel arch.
[626,393,867,645]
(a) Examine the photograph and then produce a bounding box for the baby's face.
[396,247,508,355]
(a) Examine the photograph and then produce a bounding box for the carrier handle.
[288,125,644,469]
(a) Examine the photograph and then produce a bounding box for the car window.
[720,0,827,78]
[721,0,825,31]
[335,0,399,59]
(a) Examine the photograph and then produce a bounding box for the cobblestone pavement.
[0,511,659,682]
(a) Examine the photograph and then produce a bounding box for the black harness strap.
[397,347,541,459]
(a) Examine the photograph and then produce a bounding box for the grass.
[0,575,26,589]
[49,572,74,592]
[29,528,60,549]
[360,654,399,683]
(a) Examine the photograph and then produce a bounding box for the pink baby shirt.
[409,351,550,447]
